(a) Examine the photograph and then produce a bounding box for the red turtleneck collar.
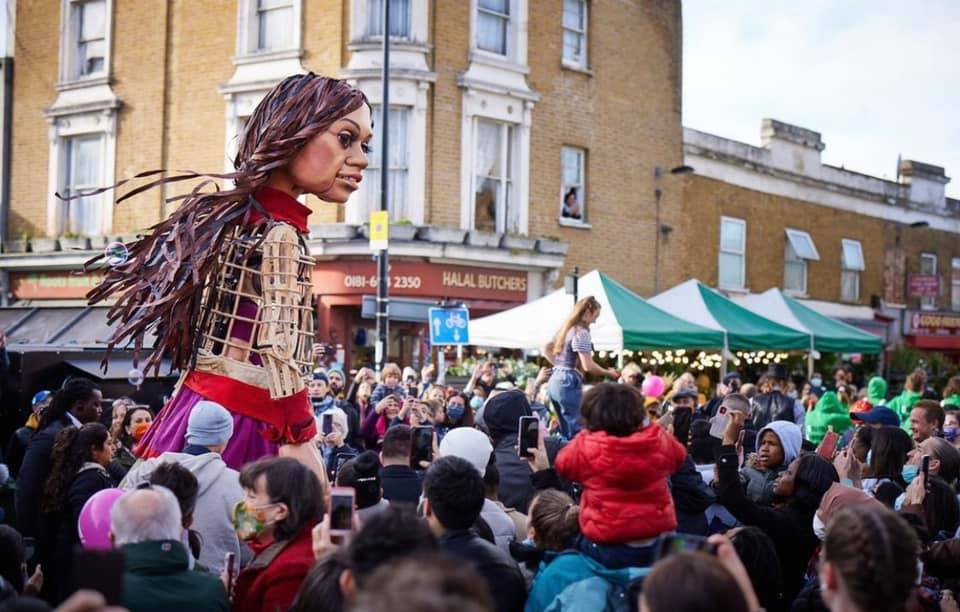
[252,187,312,233]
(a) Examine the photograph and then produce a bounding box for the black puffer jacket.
[483,391,562,513]
[439,528,527,612]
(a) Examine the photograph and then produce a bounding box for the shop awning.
[733,289,884,354]
[1,306,156,351]
[468,271,725,351]
[648,280,811,351]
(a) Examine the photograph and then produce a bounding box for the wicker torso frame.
[195,221,314,398]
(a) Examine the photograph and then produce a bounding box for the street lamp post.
[653,165,694,293]
[375,0,391,374]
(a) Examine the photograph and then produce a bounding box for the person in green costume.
[942,375,960,409]
[887,368,927,429]
[805,391,853,446]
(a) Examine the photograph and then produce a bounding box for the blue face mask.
[811,378,822,388]
[447,403,465,422]
[902,464,919,484]
[470,396,484,410]
[945,427,958,443]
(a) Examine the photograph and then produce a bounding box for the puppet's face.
[288,105,373,204]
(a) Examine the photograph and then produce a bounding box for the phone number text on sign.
[343,275,423,290]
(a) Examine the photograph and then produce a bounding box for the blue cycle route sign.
[428,306,470,345]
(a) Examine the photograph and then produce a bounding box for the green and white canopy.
[732,289,884,354]
[468,270,724,351]
[648,279,811,351]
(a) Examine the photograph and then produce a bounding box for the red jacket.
[556,425,686,544]
[232,522,316,612]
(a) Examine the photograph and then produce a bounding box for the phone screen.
[922,454,931,484]
[71,549,125,605]
[224,552,237,595]
[518,416,539,458]
[655,534,717,560]
[330,487,355,532]
[817,431,840,460]
[410,426,434,468]
[709,405,730,439]
[322,413,333,435]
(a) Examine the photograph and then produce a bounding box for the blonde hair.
[381,363,402,381]
[553,296,601,356]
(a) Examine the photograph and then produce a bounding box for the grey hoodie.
[121,452,244,575]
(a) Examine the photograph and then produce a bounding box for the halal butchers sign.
[313,261,528,302]
[905,311,960,337]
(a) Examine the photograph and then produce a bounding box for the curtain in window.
[367,107,409,221]
[65,136,102,236]
[562,0,585,62]
[258,0,294,51]
[474,120,502,232]
[477,0,509,54]
[78,0,106,76]
[367,0,411,38]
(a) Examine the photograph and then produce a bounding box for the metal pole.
[573,266,579,303]
[653,167,663,293]
[375,0,391,374]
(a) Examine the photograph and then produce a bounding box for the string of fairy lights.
[594,349,791,370]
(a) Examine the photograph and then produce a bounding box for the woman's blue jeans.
[548,367,583,439]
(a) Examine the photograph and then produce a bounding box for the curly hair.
[42,423,109,513]
[823,504,918,612]
[84,74,369,374]
[40,378,99,430]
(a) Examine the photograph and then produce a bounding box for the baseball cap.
[850,406,900,427]
[672,388,699,402]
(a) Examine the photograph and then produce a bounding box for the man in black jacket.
[379,425,422,505]
[481,390,561,513]
[751,364,801,431]
[15,378,102,538]
[423,456,526,612]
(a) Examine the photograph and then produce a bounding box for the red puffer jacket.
[556,425,686,544]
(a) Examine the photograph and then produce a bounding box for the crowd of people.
[0,297,958,612]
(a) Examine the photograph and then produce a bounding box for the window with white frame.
[718,217,746,289]
[560,147,585,222]
[365,106,410,222]
[562,0,587,68]
[473,118,517,233]
[783,229,819,294]
[921,252,938,310]
[255,0,295,51]
[366,0,411,39]
[952,257,960,311]
[60,134,104,236]
[64,0,107,81]
[476,0,510,56]
[840,239,864,302]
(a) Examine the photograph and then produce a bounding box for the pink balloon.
[641,375,665,398]
[78,488,126,550]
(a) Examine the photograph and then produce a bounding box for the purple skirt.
[137,383,278,471]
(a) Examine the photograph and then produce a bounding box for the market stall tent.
[648,280,811,353]
[468,270,724,351]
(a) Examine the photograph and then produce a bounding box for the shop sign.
[11,270,105,299]
[904,311,960,337]
[314,261,528,301]
[908,274,940,297]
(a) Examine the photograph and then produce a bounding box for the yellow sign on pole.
[369,210,389,251]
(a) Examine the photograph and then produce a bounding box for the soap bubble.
[127,368,144,387]
[104,242,129,267]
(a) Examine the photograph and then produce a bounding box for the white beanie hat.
[319,407,349,436]
[438,427,493,477]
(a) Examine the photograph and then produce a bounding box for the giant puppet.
[84,74,372,471]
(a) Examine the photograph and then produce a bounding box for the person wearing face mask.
[836,425,912,507]
[944,411,960,449]
[809,373,825,398]
[112,486,228,612]
[232,457,325,612]
[113,406,153,474]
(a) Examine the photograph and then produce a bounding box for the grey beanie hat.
[186,400,234,447]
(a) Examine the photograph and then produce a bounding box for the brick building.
[681,119,960,363]
[0,0,684,370]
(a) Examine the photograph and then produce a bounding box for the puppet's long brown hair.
[83,73,368,374]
